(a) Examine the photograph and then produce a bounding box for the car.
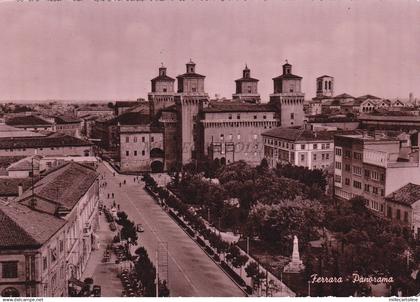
[109,222,117,231]
[136,224,144,233]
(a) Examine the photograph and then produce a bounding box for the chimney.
[18,183,23,197]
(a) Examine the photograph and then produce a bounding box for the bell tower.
[148,63,175,117]
[232,65,260,104]
[269,60,305,127]
[175,60,209,164]
[316,75,334,97]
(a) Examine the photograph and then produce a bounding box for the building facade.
[262,128,335,170]
[232,65,260,104]
[334,133,420,215]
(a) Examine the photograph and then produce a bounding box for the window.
[151,136,154,143]
[345,178,350,186]
[387,206,392,218]
[353,152,362,160]
[344,150,351,158]
[380,173,385,182]
[313,154,317,160]
[51,248,57,263]
[396,209,401,220]
[220,134,224,140]
[125,137,129,143]
[326,154,330,160]
[364,184,370,192]
[353,180,362,189]
[321,144,326,150]
[1,262,18,278]
[134,137,137,143]
[404,211,409,222]
[371,171,379,181]
[335,175,342,183]
[335,162,342,169]
[373,187,378,195]
[43,257,47,270]
[290,113,294,119]
[263,115,267,119]
[237,114,241,120]
[335,148,342,156]
[228,114,232,120]
[141,150,145,156]
[301,144,305,150]
[381,189,384,196]
[134,151,137,156]
[353,166,362,175]
[364,169,370,178]
[326,143,330,149]
[125,151,129,156]
[322,154,325,160]
[254,115,257,120]
[313,144,318,150]
[345,164,350,172]
[300,154,305,161]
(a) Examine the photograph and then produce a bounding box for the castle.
[119,60,305,172]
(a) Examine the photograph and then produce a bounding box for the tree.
[245,261,265,292]
[107,102,115,108]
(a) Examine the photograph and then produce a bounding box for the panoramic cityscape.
[0,0,420,299]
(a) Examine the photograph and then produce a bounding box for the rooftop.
[151,74,175,82]
[0,201,65,249]
[55,115,81,124]
[6,115,52,127]
[0,178,34,197]
[385,183,420,206]
[272,74,302,80]
[177,72,206,79]
[203,101,275,113]
[333,93,355,99]
[0,156,26,169]
[18,162,99,213]
[262,127,338,142]
[0,133,92,149]
[0,124,45,138]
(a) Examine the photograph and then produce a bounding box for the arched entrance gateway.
[1,287,20,297]
[151,160,164,173]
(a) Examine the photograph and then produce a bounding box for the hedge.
[220,261,246,287]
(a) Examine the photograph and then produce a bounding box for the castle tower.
[148,64,175,117]
[175,59,209,164]
[316,75,334,97]
[269,61,305,127]
[232,65,261,104]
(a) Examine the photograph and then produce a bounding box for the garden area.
[144,158,420,296]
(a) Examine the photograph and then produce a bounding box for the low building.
[0,124,45,139]
[114,100,145,116]
[0,200,67,297]
[0,178,33,201]
[0,133,93,157]
[5,115,53,132]
[53,116,82,138]
[119,113,164,172]
[75,106,114,118]
[305,115,360,131]
[6,156,41,178]
[359,114,420,131]
[262,127,335,170]
[384,183,420,238]
[17,162,100,294]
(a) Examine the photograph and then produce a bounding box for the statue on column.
[283,235,305,273]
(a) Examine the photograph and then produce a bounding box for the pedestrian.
[119,182,121,187]
[107,193,110,199]
[117,204,120,210]
[134,177,136,182]
[112,193,114,199]
[113,172,115,177]
[123,180,126,185]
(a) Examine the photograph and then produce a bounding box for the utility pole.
[156,249,159,298]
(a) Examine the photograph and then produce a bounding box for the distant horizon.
[0,1,419,101]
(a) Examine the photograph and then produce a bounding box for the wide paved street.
[97,162,245,297]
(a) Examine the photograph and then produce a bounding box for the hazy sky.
[0,0,419,101]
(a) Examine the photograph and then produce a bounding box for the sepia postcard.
[0,0,419,300]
